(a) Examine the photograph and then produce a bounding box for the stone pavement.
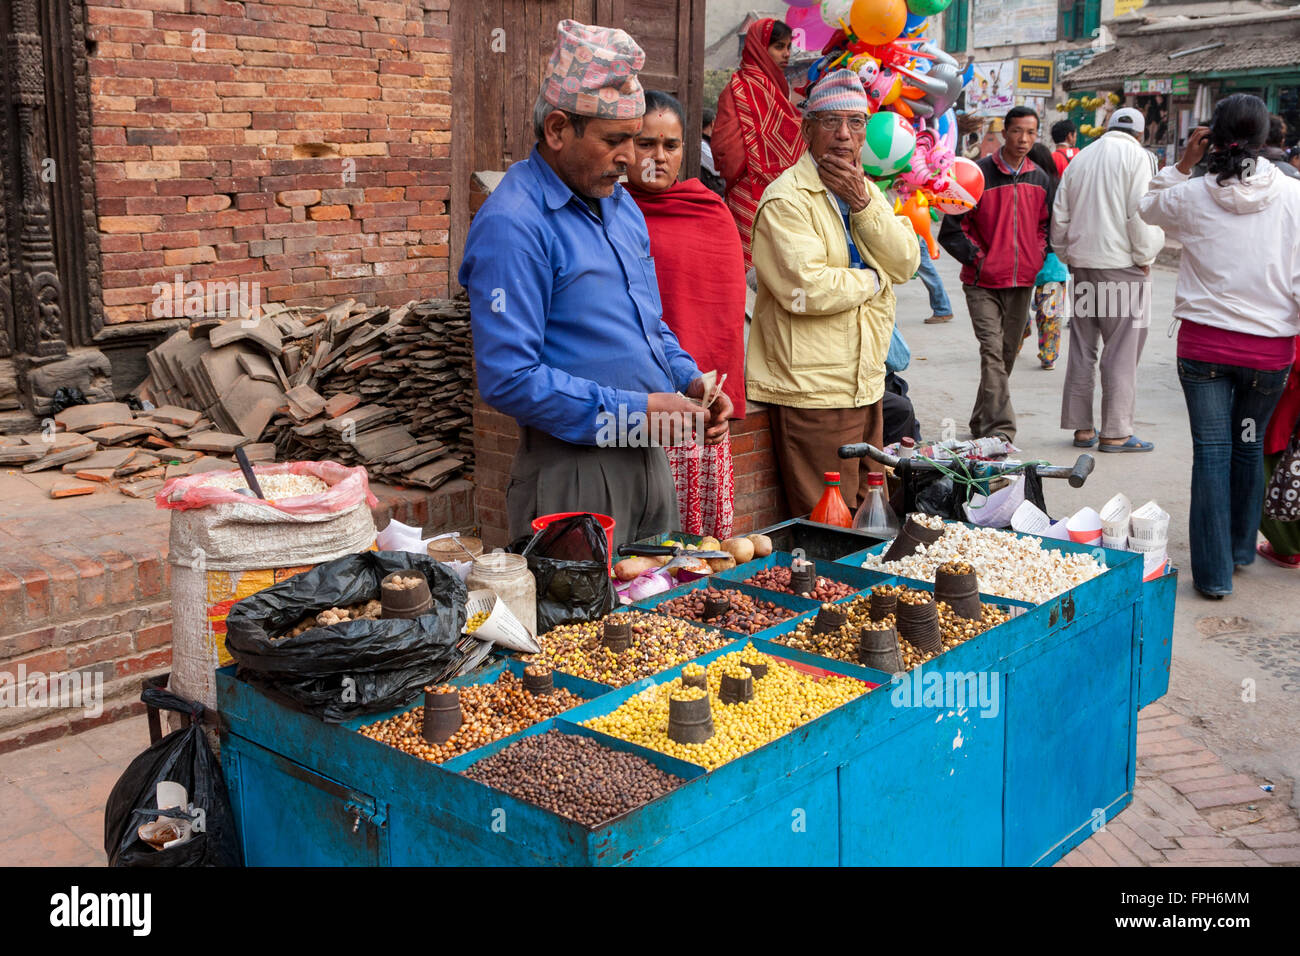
[1,704,1294,866]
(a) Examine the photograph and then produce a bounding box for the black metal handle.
[234,446,265,499]
[617,544,677,557]
[1067,454,1095,488]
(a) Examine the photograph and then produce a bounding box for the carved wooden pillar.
[10,0,66,359]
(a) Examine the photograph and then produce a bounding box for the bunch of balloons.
[783,0,985,257]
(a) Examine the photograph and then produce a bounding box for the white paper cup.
[1102,533,1128,551]
[157,781,187,813]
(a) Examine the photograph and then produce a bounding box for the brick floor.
[1056,703,1298,868]
[0,699,1294,866]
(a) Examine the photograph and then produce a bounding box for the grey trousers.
[1060,265,1151,438]
[964,284,1034,442]
[506,426,677,550]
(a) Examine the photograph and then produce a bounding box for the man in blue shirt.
[459,20,732,546]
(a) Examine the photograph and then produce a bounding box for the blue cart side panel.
[1138,566,1177,710]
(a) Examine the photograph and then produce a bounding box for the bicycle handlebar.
[837,443,1095,488]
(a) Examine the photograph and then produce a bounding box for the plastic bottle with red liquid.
[809,471,852,528]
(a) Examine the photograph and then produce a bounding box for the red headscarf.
[628,178,747,419]
[712,18,806,199]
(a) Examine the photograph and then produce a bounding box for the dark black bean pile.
[461,730,683,827]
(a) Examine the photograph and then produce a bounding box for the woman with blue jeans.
[1140,94,1300,598]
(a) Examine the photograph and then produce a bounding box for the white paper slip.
[465,589,540,654]
[1102,533,1129,551]
[963,475,1025,527]
[1011,500,1052,535]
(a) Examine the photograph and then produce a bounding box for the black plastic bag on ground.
[103,688,241,867]
[224,550,470,721]
[513,514,615,635]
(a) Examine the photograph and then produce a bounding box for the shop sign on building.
[972,0,1057,48]
[1018,59,1054,93]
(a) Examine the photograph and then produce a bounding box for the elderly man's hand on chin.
[818,153,870,213]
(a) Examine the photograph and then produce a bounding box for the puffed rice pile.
[200,473,327,498]
[862,524,1103,604]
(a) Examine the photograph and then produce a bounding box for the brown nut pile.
[461,730,683,827]
[356,670,582,764]
[897,588,934,606]
[937,561,974,576]
[384,574,424,591]
[280,598,383,639]
[773,594,1009,671]
[655,587,799,635]
[523,611,729,687]
[871,584,905,598]
[745,566,859,602]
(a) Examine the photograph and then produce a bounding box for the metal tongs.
[617,543,730,571]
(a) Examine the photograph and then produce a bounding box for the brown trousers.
[767,403,883,518]
[964,284,1034,442]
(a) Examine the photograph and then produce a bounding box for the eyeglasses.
[814,114,867,133]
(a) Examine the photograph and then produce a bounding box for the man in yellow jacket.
[748,69,920,516]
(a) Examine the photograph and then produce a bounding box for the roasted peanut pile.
[462,730,684,827]
[522,611,729,687]
[384,574,425,591]
[279,598,383,639]
[584,646,868,771]
[357,671,582,764]
[743,566,859,602]
[937,561,974,576]
[772,595,1009,671]
[654,587,799,635]
[864,524,1102,603]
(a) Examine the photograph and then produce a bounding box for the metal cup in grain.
[702,593,731,621]
[858,624,902,673]
[681,668,708,691]
[522,665,554,696]
[421,687,461,744]
[667,693,714,743]
[869,587,898,622]
[934,568,982,621]
[882,515,945,562]
[896,598,942,655]
[380,570,432,619]
[740,658,769,680]
[813,603,847,634]
[602,615,632,652]
[719,670,754,704]
[788,562,817,594]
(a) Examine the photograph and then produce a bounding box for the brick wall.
[87,0,452,324]
[472,393,789,549]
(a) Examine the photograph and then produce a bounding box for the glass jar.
[465,551,536,637]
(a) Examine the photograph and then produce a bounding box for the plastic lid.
[866,472,885,486]
[901,437,916,448]
[823,471,841,484]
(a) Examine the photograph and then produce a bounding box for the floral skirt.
[1020,282,1064,366]
[665,432,735,539]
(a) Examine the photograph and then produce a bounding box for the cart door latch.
[344,799,388,833]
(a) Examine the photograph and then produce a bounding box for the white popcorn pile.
[200,472,328,498]
[862,523,1104,604]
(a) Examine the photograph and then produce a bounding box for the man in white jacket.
[1051,108,1166,453]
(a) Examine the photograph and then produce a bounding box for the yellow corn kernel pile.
[583,645,868,770]
[465,610,490,634]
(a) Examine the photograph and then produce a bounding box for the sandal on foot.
[1072,432,1098,448]
[1259,542,1300,569]
[1098,436,1154,453]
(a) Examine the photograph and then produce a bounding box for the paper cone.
[1099,493,1132,541]
[465,589,540,654]
[1067,507,1103,545]
[1130,500,1170,548]
[1102,533,1129,551]
[1141,550,1168,582]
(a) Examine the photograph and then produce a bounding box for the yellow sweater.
[747,151,919,408]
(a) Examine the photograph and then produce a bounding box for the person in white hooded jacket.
[1139,93,1300,599]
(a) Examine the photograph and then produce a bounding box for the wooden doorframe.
[450,0,707,288]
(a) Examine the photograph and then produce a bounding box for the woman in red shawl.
[628,91,747,538]
[712,18,806,269]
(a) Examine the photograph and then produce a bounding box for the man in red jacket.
[939,106,1055,442]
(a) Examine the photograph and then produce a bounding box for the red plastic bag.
[155,460,379,516]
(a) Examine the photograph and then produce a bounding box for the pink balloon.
[786,5,837,51]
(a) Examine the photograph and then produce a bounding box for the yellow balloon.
[1067,98,1079,109]
[850,0,907,45]
[1108,92,1120,105]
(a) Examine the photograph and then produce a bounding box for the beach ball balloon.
[931,156,984,213]
[850,0,907,45]
[821,0,856,29]
[861,112,916,178]
[906,0,953,14]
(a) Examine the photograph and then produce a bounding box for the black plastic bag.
[49,386,87,414]
[224,550,470,721]
[103,688,241,867]
[513,514,615,635]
